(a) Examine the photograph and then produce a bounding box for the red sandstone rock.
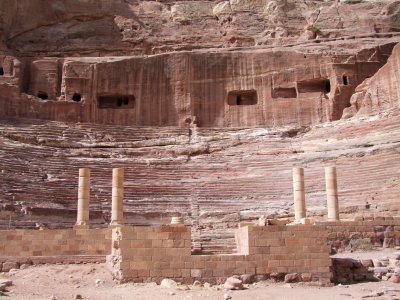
[1,0,399,56]
[239,274,255,284]
[389,274,400,283]
[1,262,19,272]
[344,42,400,118]
[0,0,400,254]
[224,277,243,290]
[284,273,300,283]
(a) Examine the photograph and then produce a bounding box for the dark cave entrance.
[37,91,48,100]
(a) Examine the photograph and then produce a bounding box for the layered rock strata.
[1,0,399,56]
[0,0,399,253]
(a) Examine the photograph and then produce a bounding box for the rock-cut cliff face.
[0,0,400,56]
[0,0,400,253]
[343,42,400,118]
[0,42,396,128]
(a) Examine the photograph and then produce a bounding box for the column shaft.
[111,168,124,225]
[325,166,339,221]
[293,167,306,222]
[76,168,90,226]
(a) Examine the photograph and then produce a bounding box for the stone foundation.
[0,228,111,256]
[1,220,399,284]
[107,224,332,284]
[324,218,400,253]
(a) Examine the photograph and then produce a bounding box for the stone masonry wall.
[107,224,332,284]
[324,219,400,253]
[2,221,398,284]
[0,228,111,256]
[237,225,331,281]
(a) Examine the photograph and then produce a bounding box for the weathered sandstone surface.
[1,0,400,56]
[0,0,399,253]
[344,40,400,117]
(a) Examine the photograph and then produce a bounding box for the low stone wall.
[3,221,397,284]
[107,225,332,284]
[332,253,400,284]
[323,218,400,253]
[0,228,111,257]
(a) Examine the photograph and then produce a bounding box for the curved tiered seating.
[0,113,399,253]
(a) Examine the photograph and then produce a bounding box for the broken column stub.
[76,168,90,226]
[110,168,124,226]
[325,166,340,221]
[293,167,306,223]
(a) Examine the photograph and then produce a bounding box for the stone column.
[293,167,306,222]
[76,168,90,226]
[325,166,340,221]
[110,168,124,225]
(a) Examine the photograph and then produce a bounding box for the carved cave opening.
[0,67,3,76]
[343,75,349,86]
[72,93,82,102]
[37,91,48,100]
[272,87,297,98]
[227,90,258,106]
[98,95,135,109]
[325,81,331,93]
[297,78,331,94]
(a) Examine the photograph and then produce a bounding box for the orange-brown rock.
[1,0,399,55]
[0,41,397,127]
[343,42,400,118]
[0,0,400,253]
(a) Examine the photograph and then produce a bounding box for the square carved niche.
[272,87,297,99]
[227,90,258,106]
[297,78,331,94]
[98,95,135,109]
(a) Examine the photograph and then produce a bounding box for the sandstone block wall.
[108,225,332,284]
[236,225,331,280]
[108,226,192,283]
[323,218,400,253]
[0,228,111,256]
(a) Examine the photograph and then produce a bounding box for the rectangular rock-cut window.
[272,87,297,99]
[98,95,135,109]
[342,75,349,86]
[297,78,331,94]
[227,90,258,106]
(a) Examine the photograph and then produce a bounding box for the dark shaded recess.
[272,87,297,98]
[343,75,349,86]
[227,90,258,105]
[297,78,331,94]
[98,95,135,109]
[37,91,48,100]
[72,93,82,102]
[0,67,4,76]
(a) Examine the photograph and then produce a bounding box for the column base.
[291,217,314,225]
[109,221,124,228]
[73,224,90,229]
[327,218,340,222]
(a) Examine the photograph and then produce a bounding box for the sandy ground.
[0,263,400,300]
